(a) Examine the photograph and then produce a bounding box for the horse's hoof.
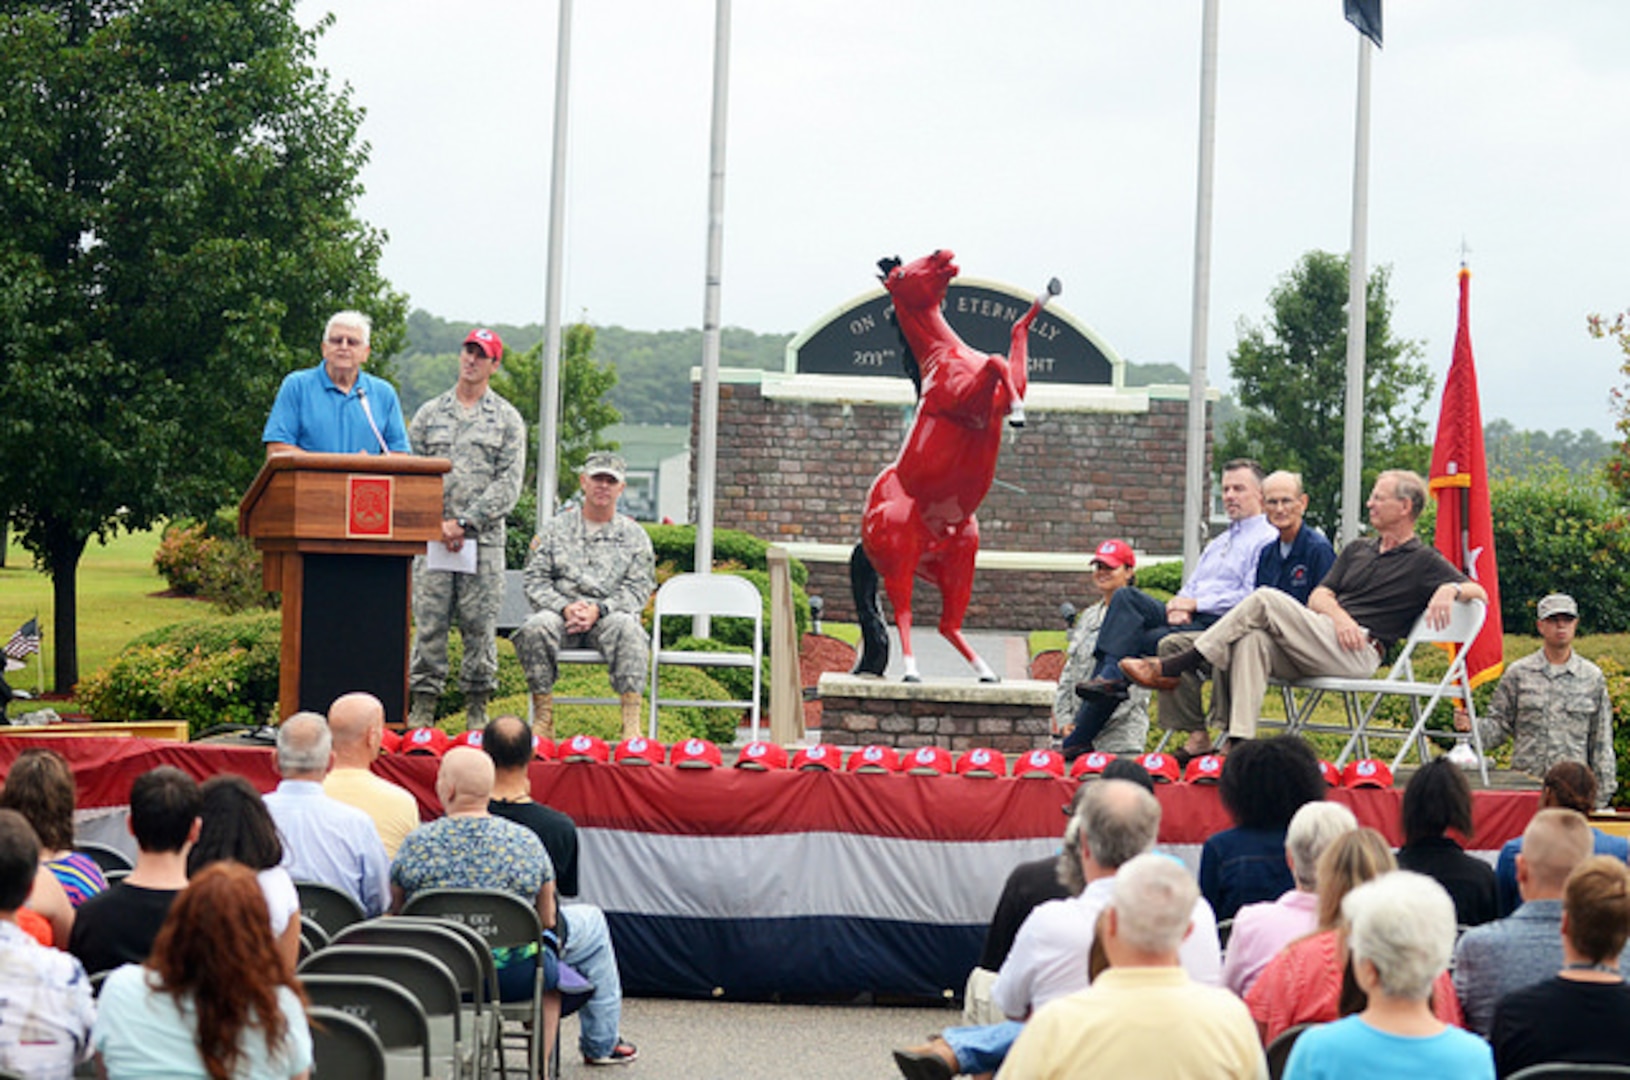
[1007,418,1026,429]
[902,674,922,684]
[979,674,1000,684]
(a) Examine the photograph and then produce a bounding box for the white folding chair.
[1280,600,1489,783]
[647,572,764,741]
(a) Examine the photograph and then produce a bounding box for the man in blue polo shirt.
[263,310,410,455]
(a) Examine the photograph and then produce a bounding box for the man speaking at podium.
[263,310,410,456]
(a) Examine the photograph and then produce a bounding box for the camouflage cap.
[580,451,626,482]
[1536,593,1579,620]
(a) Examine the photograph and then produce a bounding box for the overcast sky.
[295,0,1629,437]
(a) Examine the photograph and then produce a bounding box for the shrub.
[470,666,741,745]
[1599,657,1630,809]
[644,524,810,588]
[1417,469,1630,634]
[79,613,282,734]
[1137,559,1184,597]
[153,509,274,613]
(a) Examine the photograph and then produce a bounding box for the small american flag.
[4,618,40,661]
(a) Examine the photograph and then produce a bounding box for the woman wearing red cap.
[1057,540,1151,761]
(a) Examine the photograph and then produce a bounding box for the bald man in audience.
[1453,807,1630,1035]
[322,692,421,858]
[390,746,637,1066]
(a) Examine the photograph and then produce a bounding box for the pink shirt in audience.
[1221,888,1317,996]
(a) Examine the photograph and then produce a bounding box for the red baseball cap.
[532,735,555,761]
[736,741,789,771]
[846,744,900,774]
[1016,748,1066,779]
[954,748,1007,778]
[559,734,609,764]
[451,730,485,749]
[402,727,449,757]
[463,327,504,361]
[614,736,665,766]
[1091,539,1136,570]
[903,745,953,776]
[1318,759,1341,787]
[1343,758,1394,789]
[1136,752,1181,783]
[671,737,723,769]
[1070,751,1117,780]
[1183,754,1225,784]
[791,744,843,772]
[379,729,403,754]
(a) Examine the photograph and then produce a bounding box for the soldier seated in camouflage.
[407,328,527,731]
[1454,592,1616,807]
[512,452,656,741]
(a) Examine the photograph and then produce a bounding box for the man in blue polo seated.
[263,310,410,456]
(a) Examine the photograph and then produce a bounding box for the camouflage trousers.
[511,609,649,695]
[409,540,506,696]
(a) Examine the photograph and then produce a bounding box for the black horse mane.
[877,255,922,400]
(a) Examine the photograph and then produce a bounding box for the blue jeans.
[942,1020,1024,1075]
[561,903,623,1058]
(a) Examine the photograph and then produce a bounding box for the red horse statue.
[850,249,1059,682]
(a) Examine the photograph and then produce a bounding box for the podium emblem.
[346,475,394,538]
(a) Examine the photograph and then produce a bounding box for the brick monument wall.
[695,379,1210,630]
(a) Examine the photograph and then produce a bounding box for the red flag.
[1429,268,1502,687]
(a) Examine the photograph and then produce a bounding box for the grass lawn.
[1,526,207,698]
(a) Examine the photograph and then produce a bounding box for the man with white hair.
[892,780,1222,1080]
[1454,807,1628,1035]
[1001,854,1265,1080]
[262,711,391,917]
[1221,801,1359,995]
[263,310,410,455]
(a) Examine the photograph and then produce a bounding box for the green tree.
[0,0,404,689]
[491,323,621,503]
[1218,250,1433,535]
[1587,309,1630,502]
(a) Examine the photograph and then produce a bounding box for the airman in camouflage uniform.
[512,451,655,740]
[1456,593,1616,806]
[407,328,526,730]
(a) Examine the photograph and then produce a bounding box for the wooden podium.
[239,453,449,727]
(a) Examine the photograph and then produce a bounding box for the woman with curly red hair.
[92,861,312,1079]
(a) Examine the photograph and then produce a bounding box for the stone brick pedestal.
[816,673,1055,753]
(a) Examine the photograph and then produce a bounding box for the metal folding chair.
[648,572,764,740]
[301,945,463,1079]
[309,1004,388,1080]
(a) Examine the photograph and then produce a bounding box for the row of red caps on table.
[384,728,1395,787]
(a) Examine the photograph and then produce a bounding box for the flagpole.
[1182,0,1220,573]
[692,0,732,637]
[1339,33,1372,546]
[536,0,573,528]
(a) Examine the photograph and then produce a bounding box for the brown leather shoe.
[1119,656,1180,691]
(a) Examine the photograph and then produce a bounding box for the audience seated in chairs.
[0,747,106,908]
[1001,854,1265,1080]
[188,775,303,971]
[1491,856,1630,1077]
[92,861,312,1080]
[1455,807,1625,1037]
[1200,736,1327,922]
[1222,801,1359,997]
[68,766,200,976]
[1395,758,1499,928]
[1281,871,1493,1079]
[391,744,637,1068]
[1494,762,1630,918]
[1246,827,1464,1043]
[0,808,95,1078]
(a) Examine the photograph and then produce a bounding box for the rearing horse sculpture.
[850,249,1059,682]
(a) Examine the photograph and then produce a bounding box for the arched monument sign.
[788,277,1117,386]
